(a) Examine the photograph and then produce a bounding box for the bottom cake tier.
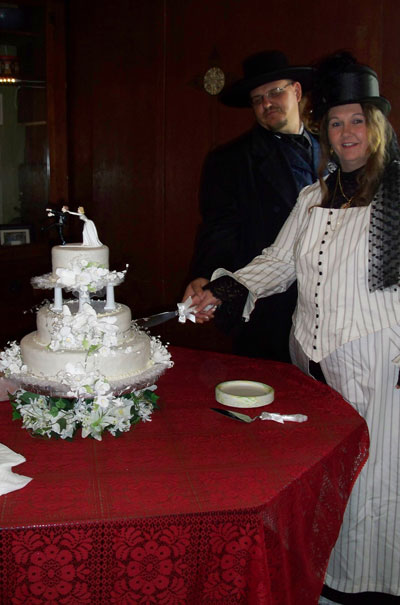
[20,329,152,382]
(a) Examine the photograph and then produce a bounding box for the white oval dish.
[215,380,274,409]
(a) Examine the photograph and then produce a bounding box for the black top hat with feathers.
[312,51,390,119]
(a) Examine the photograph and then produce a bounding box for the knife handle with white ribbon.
[135,297,216,329]
[177,296,215,323]
[259,412,308,424]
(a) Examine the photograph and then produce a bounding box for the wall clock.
[203,66,225,95]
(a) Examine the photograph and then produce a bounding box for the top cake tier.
[51,244,109,277]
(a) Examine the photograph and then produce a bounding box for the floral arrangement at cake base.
[0,336,173,440]
[0,212,182,440]
[8,387,158,440]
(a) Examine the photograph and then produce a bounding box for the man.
[183,50,320,362]
[43,205,69,245]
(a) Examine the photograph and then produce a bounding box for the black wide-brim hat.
[312,53,391,119]
[220,50,315,108]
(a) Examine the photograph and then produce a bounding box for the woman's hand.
[182,278,221,323]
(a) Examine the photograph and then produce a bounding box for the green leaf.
[8,391,18,405]
[20,391,40,404]
[50,406,59,417]
[88,344,100,355]
[12,409,22,420]
[57,417,67,431]
[52,398,71,410]
[122,392,138,402]
[143,390,159,406]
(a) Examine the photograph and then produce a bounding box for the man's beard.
[259,108,288,132]
[264,114,288,132]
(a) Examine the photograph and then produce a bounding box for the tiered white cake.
[0,219,173,439]
[20,244,154,384]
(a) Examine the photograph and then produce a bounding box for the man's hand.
[182,277,209,301]
[182,278,221,324]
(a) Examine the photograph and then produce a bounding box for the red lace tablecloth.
[0,346,369,605]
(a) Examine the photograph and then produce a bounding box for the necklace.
[328,168,355,231]
[337,168,356,209]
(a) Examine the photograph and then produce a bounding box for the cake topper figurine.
[42,205,69,245]
[65,206,103,247]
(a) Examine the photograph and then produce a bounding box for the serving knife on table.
[211,408,308,424]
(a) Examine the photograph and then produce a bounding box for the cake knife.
[134,303,216,329]
[211,408,308,424]
[134,310,179,329]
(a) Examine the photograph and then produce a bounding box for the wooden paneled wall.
[66,0,400,352]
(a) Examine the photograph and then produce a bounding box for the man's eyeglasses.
[250,82,294,106]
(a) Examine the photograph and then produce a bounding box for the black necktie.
[287,134,310,150]
[277,133,312,166]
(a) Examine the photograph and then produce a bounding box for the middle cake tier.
[36,300,132,344]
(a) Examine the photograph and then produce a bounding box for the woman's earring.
[329,146,334,156]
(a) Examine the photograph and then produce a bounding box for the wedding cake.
[0,208,173,440]
[21,244,155,384]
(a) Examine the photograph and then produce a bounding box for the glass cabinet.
[0,0,67,346]
[0,0,67,239]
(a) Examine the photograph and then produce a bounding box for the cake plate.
[6,360,171,399]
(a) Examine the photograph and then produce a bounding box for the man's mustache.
[263,106,283,116]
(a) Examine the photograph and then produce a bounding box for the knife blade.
[211,408,254,423]
[134,310,179,329]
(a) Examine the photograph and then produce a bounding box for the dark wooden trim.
[46,0,68,205]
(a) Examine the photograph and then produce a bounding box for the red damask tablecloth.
[0,346,369,605]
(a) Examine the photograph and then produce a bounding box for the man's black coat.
[190,123,320,362]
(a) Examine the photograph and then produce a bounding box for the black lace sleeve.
[205,276,248,303]
[204,276,249,333]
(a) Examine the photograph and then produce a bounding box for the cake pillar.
[104,284,116,311]
[79,291,90,311]
[53,286,63,311]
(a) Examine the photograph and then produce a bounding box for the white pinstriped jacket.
[213,180,400,362]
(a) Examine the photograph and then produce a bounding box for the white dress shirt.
[213,180,400,362]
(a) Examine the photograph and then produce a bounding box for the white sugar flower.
[93,378,110,396]
[111,396,125,408]
[150,338,173,366]
[98,346,111,357]
[0,342,27,376]
[8,361,25,374]
[76,272,92,286]
[137,401,153,422]
[108,410,132,434]
[65,362,86,376]
[47,302,121,356]
[62,304,72,316]
[56,268,77,287]
[72,314,91,331]
[94,394,111,409]
[100,333,118,348]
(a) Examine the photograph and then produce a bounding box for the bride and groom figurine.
[45,205,102,247]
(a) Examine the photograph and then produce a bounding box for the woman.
[67,206,103,247]
[191,53,400,603]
